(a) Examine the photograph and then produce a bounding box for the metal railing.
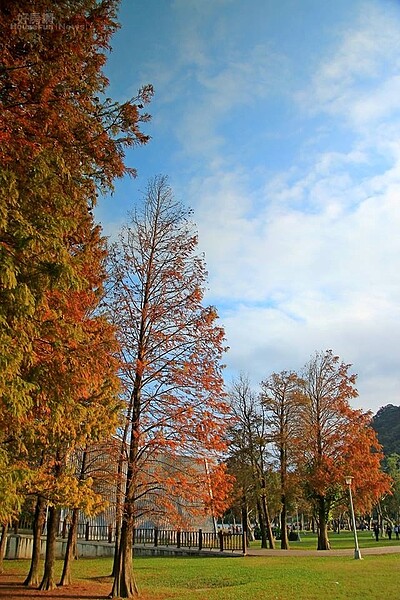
[17,518,246,553]
[133,527,244,553]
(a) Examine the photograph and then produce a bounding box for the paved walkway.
[245,545,400,557]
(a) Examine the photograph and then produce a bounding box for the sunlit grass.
[263,529,400,551]
[133,554,400,600]
[3,539,400,600]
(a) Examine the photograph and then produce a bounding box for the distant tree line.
[371,405,400,525]
[225,352,394,551]
[372,404,400,456]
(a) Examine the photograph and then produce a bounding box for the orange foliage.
[0,1,152,187]
[297,351,392,514]
[107,176,233,570]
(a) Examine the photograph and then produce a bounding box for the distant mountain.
[371,404,400,456]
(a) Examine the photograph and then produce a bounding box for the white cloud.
[221,295,400,412]
[301,3,400,128]
[192,120,400,413]
[173,44,288,160]
[188,63,400,413]
[105,0,400,414]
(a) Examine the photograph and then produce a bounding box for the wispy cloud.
[187,2,400,410]
[301,3,400,127]
[102,0,400,412]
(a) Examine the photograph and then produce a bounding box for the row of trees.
[0,2,232,598]
[227,352,393,551]
[0,2,395,599]
[1,0,140,591]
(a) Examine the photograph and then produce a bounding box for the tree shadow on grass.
[0,576,111,600]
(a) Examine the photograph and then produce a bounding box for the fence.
[133,527,245,553]
[67,522,245,552]
[17,518,246,553]
[75,522,113,543]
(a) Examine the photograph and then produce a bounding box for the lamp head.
[345,476,353,486]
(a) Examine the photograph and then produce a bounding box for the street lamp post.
[345,476,362,560]
[295,503,301,541]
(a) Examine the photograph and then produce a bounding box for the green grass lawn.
[2,531,400,600]
[134,553,400,600]
[260,529,400,551]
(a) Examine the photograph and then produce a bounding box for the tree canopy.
[106,176,232,598]
[0,0,152,590]
[226,351,392,552]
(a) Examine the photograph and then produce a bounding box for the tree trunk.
[256,498,268,549]
[280,449,289,549]
[261,493,275,549]
[60,447,89,586]
[24,496,46,586]
[316,496,330,550]
[0,523,8,574]
[110,406,139,598]
[280,493,289,550]
[112,518,121,578]
[112,415,131,577]
[110,265,147,597]
[241,497,249,548]
[39,505,60,591]
[59,508,78,586]
[110,511,138,598]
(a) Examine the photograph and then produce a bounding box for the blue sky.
[95,0,400,414]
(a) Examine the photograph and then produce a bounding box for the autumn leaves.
[0,2,394,599]
[227,352,391,551]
